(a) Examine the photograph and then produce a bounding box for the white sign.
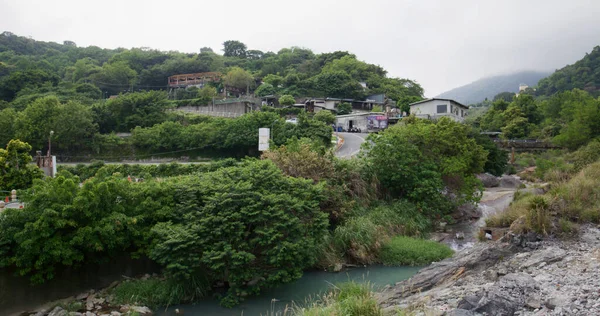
[258,128,270,151]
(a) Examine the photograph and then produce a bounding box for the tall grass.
[379,236,454,266]
[487,161,600,235]
[324,200,433,266]
[295,282,383,316]
[111,276,209,308]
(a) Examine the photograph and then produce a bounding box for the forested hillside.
[436,71,549,105]
[536,46,600,97]
[0,32,423,102]
[0,31,424,158]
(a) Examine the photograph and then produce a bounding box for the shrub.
[111,276,209,308]
[525,196,551,234]
[378,236,454,266]
[149,160,329,306]
[333,217,381,264]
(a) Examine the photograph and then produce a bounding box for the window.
[461,109,464,117]
[450,105,454,113]
[437,104,447,113]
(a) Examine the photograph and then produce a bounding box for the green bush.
[378,236,454,266]
[149,160,329,307]
[111,276,209,308]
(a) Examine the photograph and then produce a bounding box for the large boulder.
[499,176,523,189]
[473,273,538,315]
[476,173,500,188]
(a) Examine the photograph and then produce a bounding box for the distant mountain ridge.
[436,71,550,105]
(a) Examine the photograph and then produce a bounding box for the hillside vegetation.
[536,46,600,97]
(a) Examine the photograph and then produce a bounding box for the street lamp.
[48,130,54,157]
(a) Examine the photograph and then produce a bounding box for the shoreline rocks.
[378,226,600,315]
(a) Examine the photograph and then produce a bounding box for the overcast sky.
[1,0,600,96]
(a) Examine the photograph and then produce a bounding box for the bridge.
[493,139,561,151]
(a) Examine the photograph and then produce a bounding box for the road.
[335,132,369,159]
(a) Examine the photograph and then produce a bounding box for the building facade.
[409,98,468,122]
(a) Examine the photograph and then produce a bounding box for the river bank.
[378,225,600,315]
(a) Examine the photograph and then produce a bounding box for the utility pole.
[47,130,54,157]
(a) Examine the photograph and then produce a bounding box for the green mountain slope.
[536,46,600,97]
[436,71,550,105]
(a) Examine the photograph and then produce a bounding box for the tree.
[363,117,486,216]
[262,74,284,88]
[223,67,254,94]
[222,40,247,58]
[313,110,336,125]
[197,86,217,104]
[313,71,364,99]
[254,83,276,97]
[493,92,515,102]
[96,90,172,133]
[0,139,43,190]
[200,47,213,53]
[93,61,137,95]
[278,94,295,106]
[14,96,98,152]
[336,102,352,115]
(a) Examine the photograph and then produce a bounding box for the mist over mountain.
[436,71,550,105]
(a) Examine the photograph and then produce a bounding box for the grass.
[294,282,383,316]
[378,236,454,266]
[487,161,600,236]
[322,200,434,267]
[111,276,209,308]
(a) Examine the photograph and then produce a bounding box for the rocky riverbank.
[378,225,600,315]
[21,282,153,316]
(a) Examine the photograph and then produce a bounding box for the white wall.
[410,100,467,123]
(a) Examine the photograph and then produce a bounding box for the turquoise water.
[158,265,422,316]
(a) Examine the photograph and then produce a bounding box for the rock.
[545,294,570,310]
[378,242,516,306]
[48,307,68,316]
[500,175,523,189]
[477,173,500,187]
[474,273,537,315]
[69,313,83,316]
[456,232,465,240]
[526,295,542,309]
[519,247,566,269]
[482,270,498,281]
[75,291,91,300]
[110,312,121,316]
[85,312,96,316]
[333,263,343,272]
[129,306,152,314]
[457,295,481,310]
[453,203,482,221]
[446,309,476,316]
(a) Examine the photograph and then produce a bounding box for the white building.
[409,98,468,123]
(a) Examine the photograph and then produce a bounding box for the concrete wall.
[335,115,369,131]
[176,102,250,118]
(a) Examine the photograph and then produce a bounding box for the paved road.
[335,133,369,159]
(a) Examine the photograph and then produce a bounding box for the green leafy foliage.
[0,139,43,190]
[363,117,486,217]
[149,160,329,306]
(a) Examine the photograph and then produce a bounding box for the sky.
[1,0,600,97]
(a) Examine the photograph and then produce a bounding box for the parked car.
[285,118,298,124]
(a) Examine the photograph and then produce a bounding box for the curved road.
[335,132,368,159]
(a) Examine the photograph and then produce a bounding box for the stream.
[157,265,423,316]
